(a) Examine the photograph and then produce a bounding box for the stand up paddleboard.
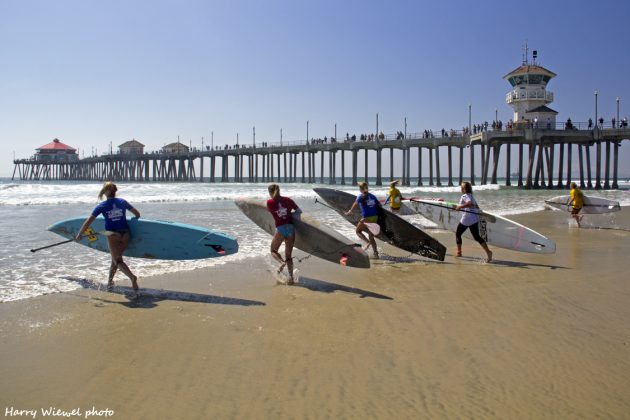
[545,195,621,214]
[234,198,370,269]
[313,188,446,261]
[48,217,239,260]
[409,199,556,254]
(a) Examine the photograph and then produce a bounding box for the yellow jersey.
[388,187,402,210]
[570,187,584,209]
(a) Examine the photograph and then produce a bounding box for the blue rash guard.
[92,198,133,231]
[355,193,379,218]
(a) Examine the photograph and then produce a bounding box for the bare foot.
[277,263,286,273]
[486,251,493,263]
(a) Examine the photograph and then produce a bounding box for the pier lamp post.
[376,113,379,139]
[595,90,599,131]
[211,132,214,150]
[616,97,620,128]
[306,121,309,144]
[253,127,255,147]
[495,108,498,126]
[334,123,337,140]
[404,117,407,139]
[468,104,472,135]
[280,128,283,146]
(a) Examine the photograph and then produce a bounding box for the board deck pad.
[235,198,370,269]
[313,188,446,261]
[48,217,238,260]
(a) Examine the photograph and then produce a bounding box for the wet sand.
[1,208,630,419]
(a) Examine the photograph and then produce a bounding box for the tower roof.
[503,64,556,80]
[36,138,76,151]
[119,139,145,148]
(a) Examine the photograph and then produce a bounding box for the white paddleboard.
[409,199,556,254]
[545,195,621,214]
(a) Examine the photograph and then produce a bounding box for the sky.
[2,0,630,178]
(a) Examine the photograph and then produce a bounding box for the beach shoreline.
[1,208,630,419]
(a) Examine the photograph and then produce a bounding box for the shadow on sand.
[62,277,266,308]
[453,255,570,270]
[292,276,393,300]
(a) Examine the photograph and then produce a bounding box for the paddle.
[408,198,497,223]
[30,230,113,253]
[314,198,381,235]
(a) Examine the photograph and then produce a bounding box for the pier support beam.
[604,141,611,189]
[376,149,382,186]
[428,148,434,186]
[505,144,511,186]
[447,145,453,187]
[612,141,619,189]
[557,143,565,188]
[469,144,475,185]
[578,144,586,188]
[417,147,423,186]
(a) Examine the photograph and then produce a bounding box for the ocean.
[1,178,628,302]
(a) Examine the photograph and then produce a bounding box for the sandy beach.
[1,207,630,419]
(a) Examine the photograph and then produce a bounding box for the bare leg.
[270,232,285,272]
[107,233,138,291]
[368,232,378,258]
[284,234,296,285]
[481,243,493,263]
[355,220,371,249]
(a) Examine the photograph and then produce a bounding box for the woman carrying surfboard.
[385,180,403,213]
[569,182,584,228]
[266,183,302,285]
[345,182,380,259]
[455,182,493,263]
[75,182,141,296]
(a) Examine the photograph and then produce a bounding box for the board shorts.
[362,216,379,223]
[276,224,295,238]
[571,207,582,215]
[107,228,130,236]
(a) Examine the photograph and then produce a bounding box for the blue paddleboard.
[48,217,238,260]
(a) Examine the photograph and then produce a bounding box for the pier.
[11,48,629,189]
[11,125,629,189]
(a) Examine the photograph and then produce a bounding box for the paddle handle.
[30,238,75,253]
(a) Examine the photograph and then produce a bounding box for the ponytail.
[98,182,117,200]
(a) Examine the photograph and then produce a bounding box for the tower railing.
[506,90,554,103]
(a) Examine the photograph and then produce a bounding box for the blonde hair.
[358,181,369,192]
[268,183,280,199]
[98,182,117,200]
[461,181,473,194]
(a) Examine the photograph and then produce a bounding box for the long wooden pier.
[12,126,630,189]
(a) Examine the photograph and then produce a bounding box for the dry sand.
[1,208,630,419]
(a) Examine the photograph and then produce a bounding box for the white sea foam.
[0,178,628,302]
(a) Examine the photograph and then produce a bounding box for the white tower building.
[504,47,558,128]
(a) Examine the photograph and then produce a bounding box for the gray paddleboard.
[235,198,370,269]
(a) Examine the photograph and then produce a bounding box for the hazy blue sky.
[2,0,629,177]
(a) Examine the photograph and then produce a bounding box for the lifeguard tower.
[504,46,558,128]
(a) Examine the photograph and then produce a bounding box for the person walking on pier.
[455,181,493,263]
[266,183,302,285]
[345,182,380,259]
[385,180,403,213]
[569,182,584,228]
[76,182,141,297]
